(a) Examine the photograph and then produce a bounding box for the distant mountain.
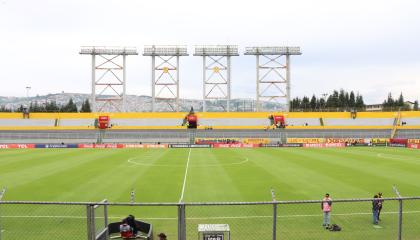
[0,93,285,112]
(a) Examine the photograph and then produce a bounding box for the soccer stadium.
[1,1,420,240]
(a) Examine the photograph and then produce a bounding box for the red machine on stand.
[271,115,285,128]
[184,107,198,129]
[98,116,110,129]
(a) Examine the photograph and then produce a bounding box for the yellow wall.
[1,111,419,119]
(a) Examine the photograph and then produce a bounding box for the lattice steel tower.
[143,45,188,112]
[194,45,239,112]
[245,47,301,112]
[80,46,138,112]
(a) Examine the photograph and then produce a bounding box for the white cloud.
[0,0,419,103]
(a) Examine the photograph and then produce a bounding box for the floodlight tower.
[80,46,138,112]
[194,45,239,112]
[143,45,188,112]
[244,46,301,112]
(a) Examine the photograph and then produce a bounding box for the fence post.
[271,189,277,240]
[178,203,186,240]
[0,188,5,240]
[392,185,403,240]
[398,199,403,240]
[104,201,109,239]
[273,202,277,240]
[86,204,95,240]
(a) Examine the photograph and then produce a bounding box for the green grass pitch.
[0,147,419,239]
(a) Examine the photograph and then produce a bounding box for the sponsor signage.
[389,143,406,148]
[282,143,303,147]
[0,144,35,149]
[261,144,282,147]
[390,138,408,144]
[287,138,325,144]
[77,144,124,148]
[326,138,365,144]
[212,143,258,148]
[124,144,167,148]
[407,143,420,149]
[170,144,212,148]
[35,144,78,148]
[303,143,345,148]
[408,139,420,144]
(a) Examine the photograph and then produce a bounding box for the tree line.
[290,90,365,111]
[290,90,418,112]
[0,99,91,113]
[382,93,418,111]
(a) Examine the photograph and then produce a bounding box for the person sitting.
[119,219,133,239]
[125,214,138,236]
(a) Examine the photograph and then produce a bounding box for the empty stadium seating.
[286,118,320,126]
[0,119,55,127]
[323,118,394,126]
[110,118,182,127]
[199,118,269,126]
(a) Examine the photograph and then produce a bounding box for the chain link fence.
[0,197,419,240]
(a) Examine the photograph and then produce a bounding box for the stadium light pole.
[80,46,138,112]
[194,45,239,112]
[244,47,301,112]
[143,45,188,112]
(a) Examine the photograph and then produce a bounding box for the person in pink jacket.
[321,193,332,227]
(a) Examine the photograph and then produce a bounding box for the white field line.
[2,210,420,220]
[179,148,192,203]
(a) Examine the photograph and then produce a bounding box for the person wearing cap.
[158,232,167,240]
[377,192,384,221]
[321,193,332,227]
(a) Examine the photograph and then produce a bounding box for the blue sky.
[0,0,419,104]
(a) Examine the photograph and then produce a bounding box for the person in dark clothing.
[158,232,167,240]
[372,195,380,224]
[125,215,138,236]
[377,192,384,221]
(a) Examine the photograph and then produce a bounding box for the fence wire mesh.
[0,203,86,240]
[0,198,419,240]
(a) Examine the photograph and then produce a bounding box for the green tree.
[61,98,78,112]
[397,93,404,107]
[310,95,317,110]
[414,100,419,111]
[355,93,365,109]
[349,91,356,108]
[80,99,91,112]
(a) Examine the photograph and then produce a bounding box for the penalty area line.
[179,148,192,203]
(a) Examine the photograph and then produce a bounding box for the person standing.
[372,195,380,225]
[321,193,332,227]
[377,192,384,221]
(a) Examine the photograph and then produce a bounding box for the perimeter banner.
[326,138,365,144]
[35,144,78,148]
[77,144,124,148]
[408,139,420,144]
[303,143,346,148]
[124,144,168,148]
[169,144,212,148]
[212,143,259,148]
[407,143,420,149]
[287,138,325,144]
[0,144,35,149]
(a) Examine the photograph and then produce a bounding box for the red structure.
[272,115,285,128]
[98,116,110,129]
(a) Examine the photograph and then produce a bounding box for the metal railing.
[1,196,419,240]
